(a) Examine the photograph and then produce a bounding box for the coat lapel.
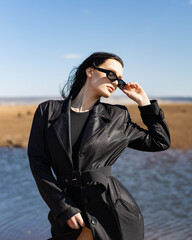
[48,96,111,169]
[49,97,73,167]
[79,100,111,151]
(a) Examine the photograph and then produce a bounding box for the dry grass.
[0,105,37,148]
[0,103,191,149]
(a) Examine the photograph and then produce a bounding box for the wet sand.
[0,103,191,149]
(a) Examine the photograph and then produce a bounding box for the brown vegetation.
[0,103,191,149]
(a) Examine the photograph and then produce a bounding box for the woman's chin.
[103,95,113,99]
[102,91,113,98]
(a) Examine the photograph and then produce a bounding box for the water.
[0,148,192,240]
[0,96,192,105]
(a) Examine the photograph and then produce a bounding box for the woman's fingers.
[76,213,85,227]
[67,213,85,229]
[129,82,136,88]
[67,217,79,229]
[122,81,150,105]
[126,82,140,90]
[124,82,137,92]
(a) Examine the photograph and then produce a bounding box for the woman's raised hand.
[67,213,85,229]
[122,82,150,106]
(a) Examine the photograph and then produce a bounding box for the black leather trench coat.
[28,96,170,240]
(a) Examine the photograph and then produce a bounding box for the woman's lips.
[107,86,115,93]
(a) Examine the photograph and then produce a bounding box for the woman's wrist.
[137,98,151,107]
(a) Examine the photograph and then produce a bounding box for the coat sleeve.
[27,103,81,227]
[124,100,171,151]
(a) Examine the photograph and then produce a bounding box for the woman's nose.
[112,80,118,88]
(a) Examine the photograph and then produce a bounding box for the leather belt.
[57,166,111,190]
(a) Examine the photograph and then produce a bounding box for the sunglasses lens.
[107,71,117,81]
[118,80,126,90]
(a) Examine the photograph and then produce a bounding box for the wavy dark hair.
[61,52,124,99]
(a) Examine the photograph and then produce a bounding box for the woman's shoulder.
[38,99,63,109]
[35,99,64,119]
[100,101,127,112]
[100,101,128,117]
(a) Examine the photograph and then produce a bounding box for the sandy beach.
[0,103,191,149]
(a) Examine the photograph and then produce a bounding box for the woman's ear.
[86,67,93,78]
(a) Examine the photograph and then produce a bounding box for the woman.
[28,52,170,240]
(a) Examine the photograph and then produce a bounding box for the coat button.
[91,218,97,225]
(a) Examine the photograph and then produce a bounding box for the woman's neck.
[71,86,99,112]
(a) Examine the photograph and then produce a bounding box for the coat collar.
[49,96,111,122]
[49,96,111,169]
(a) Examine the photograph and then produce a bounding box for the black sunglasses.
[92,65,126,90]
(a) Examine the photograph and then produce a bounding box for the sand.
[0,105,37,148]
[0,103,191,149]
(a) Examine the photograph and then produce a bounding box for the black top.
[70,108,91,169]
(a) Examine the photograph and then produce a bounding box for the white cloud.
[83,9,89,14]
[190,0,192,5]
[62,54,82,59]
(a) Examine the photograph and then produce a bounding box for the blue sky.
[0,0,192,97]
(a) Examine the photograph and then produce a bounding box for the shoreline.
[0,103,192,150]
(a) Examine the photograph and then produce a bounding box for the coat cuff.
[51,197,81,226]
[138,100,165,125]
[56,206,81,227]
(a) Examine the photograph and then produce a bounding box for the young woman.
[28,52,170,240]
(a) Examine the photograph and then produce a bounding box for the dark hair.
[61,52,124,99]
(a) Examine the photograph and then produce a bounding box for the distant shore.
[0,102,191,149]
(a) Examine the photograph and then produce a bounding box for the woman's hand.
[122,82,150,106]
[67,213,85,229]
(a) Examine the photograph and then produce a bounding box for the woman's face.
[86,59,123,99]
